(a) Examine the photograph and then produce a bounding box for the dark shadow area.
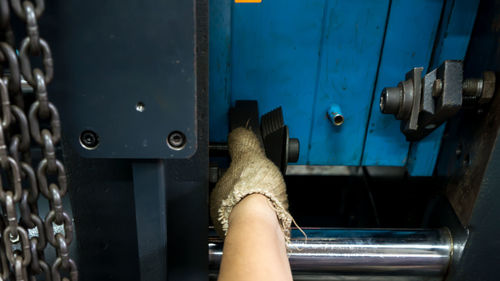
[286,170,443,228]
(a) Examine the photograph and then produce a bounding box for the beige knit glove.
[210,128,293,240]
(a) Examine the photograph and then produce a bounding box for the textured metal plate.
[47,1,197,158]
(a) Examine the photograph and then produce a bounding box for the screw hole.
[80,130,99,150]
[136,102,145,112]
[167,131,186,150]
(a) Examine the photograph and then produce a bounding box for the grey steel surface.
[209,228,451,281]
[46,1,197,159]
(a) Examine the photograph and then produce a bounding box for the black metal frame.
[52,0,209,280]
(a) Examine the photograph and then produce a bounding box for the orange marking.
[235,0,262,3]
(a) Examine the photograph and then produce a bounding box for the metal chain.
[0,1,78,280]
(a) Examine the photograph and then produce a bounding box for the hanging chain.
[0,1,78,280]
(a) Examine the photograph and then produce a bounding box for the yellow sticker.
[235,0,262,3]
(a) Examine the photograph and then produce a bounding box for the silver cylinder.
[209,228,452,281]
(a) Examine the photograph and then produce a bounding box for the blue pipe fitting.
[327,104,344,126]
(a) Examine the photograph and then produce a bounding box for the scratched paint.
[362,0,443,167]
[209,0,478,173]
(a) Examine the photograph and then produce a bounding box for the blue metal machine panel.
[211,0,388,165]
[307,1,389,165]
[408,0,480,176]
[209,0,479,172]
[229,0,326,164]
[361,0,443,166]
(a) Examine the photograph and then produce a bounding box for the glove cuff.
[216,189,292,241]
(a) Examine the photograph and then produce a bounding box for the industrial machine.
[0,0,499,280]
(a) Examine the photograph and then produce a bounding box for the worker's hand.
[210,128,292,240]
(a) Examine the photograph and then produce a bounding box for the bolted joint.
[462,78,483,97]
[462,71,496,104]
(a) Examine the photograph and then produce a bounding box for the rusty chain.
[0,1,78,280]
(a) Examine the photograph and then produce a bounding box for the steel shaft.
[209,228,452,281]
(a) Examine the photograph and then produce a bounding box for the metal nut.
[479,71,496,104]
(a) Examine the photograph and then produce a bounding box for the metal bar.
[132,161,168,281]
[209,228,452,281]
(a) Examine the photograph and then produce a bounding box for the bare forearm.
[218,194,292,281]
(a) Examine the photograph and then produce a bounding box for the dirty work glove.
[210,128,293,240]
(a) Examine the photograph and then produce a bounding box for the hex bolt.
[462,78,483,97]
[135,102,145,112]
[167,131,186,150]
[80,130,99,150]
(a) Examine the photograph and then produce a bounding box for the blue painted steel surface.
[209,0,479,173]
[307,1,388,165]
[361,0,443,166]
[230,0,325,164]
[211,0,388,165]
[408,0,480,176]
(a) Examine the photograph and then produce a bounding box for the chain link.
[0,1,78,280]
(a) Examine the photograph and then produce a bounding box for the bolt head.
[167,131,186,150]
[380,87,401,115]
[80,130,99,150]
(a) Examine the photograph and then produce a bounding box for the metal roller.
[209,228,452,281]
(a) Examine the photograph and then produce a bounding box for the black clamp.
[380,60,496,141]
[228,100,299,174]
